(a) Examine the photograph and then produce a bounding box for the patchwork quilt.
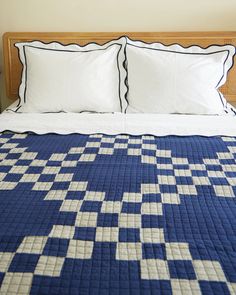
[0,133,236,294]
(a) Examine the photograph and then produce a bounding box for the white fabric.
[13,38,127,113]
[20,45,120,113]
[1,110,236,136]
[125,38,236,115]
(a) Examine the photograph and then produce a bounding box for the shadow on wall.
[0,72,2,113]
[0,45,4,112]
[0,74,5,113]
[0,44,10,112]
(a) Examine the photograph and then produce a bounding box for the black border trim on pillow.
[7,36,236,115]
[10,37,127,113]
[123,44,129,113]
[23,43,122,113]
[124,37,236,115]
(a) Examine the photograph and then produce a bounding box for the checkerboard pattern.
[0,133,236,294]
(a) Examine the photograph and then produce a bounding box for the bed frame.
[3,32,236,103]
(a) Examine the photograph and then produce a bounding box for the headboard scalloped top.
[3,32,236,102]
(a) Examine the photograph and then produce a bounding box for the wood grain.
[2,32,236,102]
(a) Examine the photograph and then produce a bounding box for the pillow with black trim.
[125,37,236,115]
[12,37,127,113]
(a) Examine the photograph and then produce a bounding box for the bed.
[0,32,236,295]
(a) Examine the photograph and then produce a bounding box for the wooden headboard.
[3,31,236,102]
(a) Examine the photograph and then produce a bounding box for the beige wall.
[0,0,236,110]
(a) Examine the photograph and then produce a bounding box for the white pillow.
[125,37,236,115]
[12,38,127,113]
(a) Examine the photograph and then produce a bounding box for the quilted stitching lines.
[0,134,236,294]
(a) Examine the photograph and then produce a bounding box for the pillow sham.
[125,37,236,115]
[13,38,127,113]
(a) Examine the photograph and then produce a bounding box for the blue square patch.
[80,201,102,213]
[199,281,231,295]
[168,260,196,279]
[74,227,96,241]
[142,243,166,260]
[43,238,69,257]
[8,253,40,272]
[66,191,85,200]
[142,215,163,228]
[121,202,141,214]
[119,228,140,242]
[97,213,118,227]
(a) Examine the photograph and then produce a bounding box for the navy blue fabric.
[0,133,235,294]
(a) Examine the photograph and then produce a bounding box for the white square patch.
[101,201,122,213]
[141,259,170,280]
[0,182,17,190]
[42,166,61,174]
[166,243,192,260]
[35,256,65,276]
[9,166,28,174]
[158,175,176,185]
[128,149,142,156]
[213,185,234,197]
[118,214,141,228]
[60,200,82,212]
[142,155,157,164]
[116,242,142,260]
[55,173,73,182]
[192,260,227,282]
[49,225,75,239]
[98,148,114,155]
[140,228,165,243]
[161,193,180,204]
[171,279,201,295]
[75,212,98,227]
[69,147,85,154]
[123,193,142,203]
[67,240,94,259]
[69,181,87,191]
[177,185,197,195]
[0,272,33,294]
[79,154,96,162]
[44,190,67,201]
[141,202,162,215]
[19,174,40,183]
[49,153,66,161]
[0,252,14,272]
[17,236,48,254]
[84,191,106,201]
[32,182,53,191]
[20,152,37,160]
[95,227,119,242]
[141,184,160,194]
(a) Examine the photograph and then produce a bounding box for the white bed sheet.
[1,111,236,136]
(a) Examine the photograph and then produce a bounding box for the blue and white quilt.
[0,133,236,294]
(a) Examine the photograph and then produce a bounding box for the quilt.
[0,133,236,295]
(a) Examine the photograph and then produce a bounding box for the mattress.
[1,111,236,136]
[0,132,236,294]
